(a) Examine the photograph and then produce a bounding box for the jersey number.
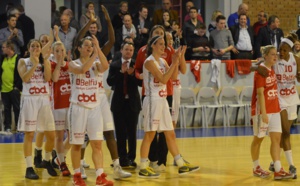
[285,65,292,72]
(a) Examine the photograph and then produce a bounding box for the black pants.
[112,100,139,163]
[232,50,253,60]
[148,95,172,166]
[1,89,21,130]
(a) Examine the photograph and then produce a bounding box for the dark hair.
[216,15,226,23]
[3,40,15,51]
[121,42,134,49]
[189,7,198,13]
[119,1,128,8]
[85,2,94,9]
[27,39,45,72]
[123,36,133,42]
[7,14,16,21]
[16,4,24,13]
[149,25,167,47]
[268,15,278,25]
[146,35,163,57]
[139,5,148,12]
[238,13,247,19]
[199,23,206,30]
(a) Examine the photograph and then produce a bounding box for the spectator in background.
[63,9,80,32]
[293,40,300,57]
[208,10,223,33]
[209,15,234,60]
[186,23,210,60]
[230,14,254,59]
[184,1,203,23]
[227,3,250,28]
[0,2,15,29]
[170,20,185,49]
[0,40,22,134]
[161,11,172,32]
[112,1,129,30]
[153,0,179,26]
[51,0,60,28]
[254,15,284,58]
[0,15,24,55]
[16,4,35,57]
[58,6,67,16]
[80,2,102,32]
[57,14,77,55]
[133,5,152,51]
[114,14,137,53]
[253,11,268,36]
[112,36,136,61]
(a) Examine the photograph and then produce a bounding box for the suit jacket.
[229,25,254,50]
[254,25,284,58]
[107,58,142,113]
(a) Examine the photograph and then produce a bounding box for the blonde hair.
[211,10,222,21]
[260,45,276,57]
[51,41,66,58]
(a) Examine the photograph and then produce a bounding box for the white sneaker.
[81,159,90,168]
[157,164,166,172]
[80,165,87,179]
[149,161,159,170]
[113,165,132,179]
[5,129,12,135]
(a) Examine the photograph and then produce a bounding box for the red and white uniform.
[97,72,114,131]
[68,59,103,144]
[142,55,173,132]
[273,52,300,119]
[50,60,71,130]
[18,58,55,132]
[251,64,281,136]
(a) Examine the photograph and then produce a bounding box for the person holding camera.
[209,15,234,60]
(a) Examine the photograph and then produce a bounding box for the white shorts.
[68,103,103,145]
[99,94,114,131]
[18,96,55,132]
[172,86,181,122]
[252,113,282,136]
[281,105,297,120]
[142,97,173,132]
[53,108,68,131]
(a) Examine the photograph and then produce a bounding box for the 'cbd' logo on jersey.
[29,86,47,94]
[60,83,71,93]
[78,93,96,102]
[280,87,296,96]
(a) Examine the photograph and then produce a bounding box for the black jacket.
[0,54,22,91]
[229,25,255,50]
[107,58,141,113]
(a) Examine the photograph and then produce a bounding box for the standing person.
[0,40,22,134]
[68,35,113,186]
[107,42,141,169]
[112,1,129,30]
[209,15,234,60]
[0,15,24,55]
[254,15,284,58]
[268,36,300,179]
[227,3,250,28]
[161,11,172,32]
[139,35,199,178]
[253,11,268,37]
[250,45,294,180]
[57,14,77,55]
[17,38,57,179]
[208,10,223,33]
[152,0,179,26]
[50,41,71,176]
[79,2,101,32]
[184,1,203,23]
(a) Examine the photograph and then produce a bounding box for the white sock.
[113,159,119,167]
[175,157,185,167]
[25,156,33,168]
[284,150,294,166]
[274,160,281,172]
[44,151,51,161]
[35,147,42,150]
[140,160,148,169]
[74,168,80,173]
[253,160,259,170]
[96,168,104,177]
[80,159,84,165]
[58,153,65,163]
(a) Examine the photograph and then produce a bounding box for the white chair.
[198,87,226,127]
[219,87,246,126]
[239,86,253,126]
[180,87,198,128]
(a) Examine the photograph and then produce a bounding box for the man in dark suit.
[107,42,141,168]
[230,14,255,59]
[254,15,284,58]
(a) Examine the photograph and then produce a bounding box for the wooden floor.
[1,133,300,186]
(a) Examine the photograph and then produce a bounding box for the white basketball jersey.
[97,72,105,94]
[143,55,167,99]
[69,59,100,108]
[22,58,50,96]
[274,52,300,107]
